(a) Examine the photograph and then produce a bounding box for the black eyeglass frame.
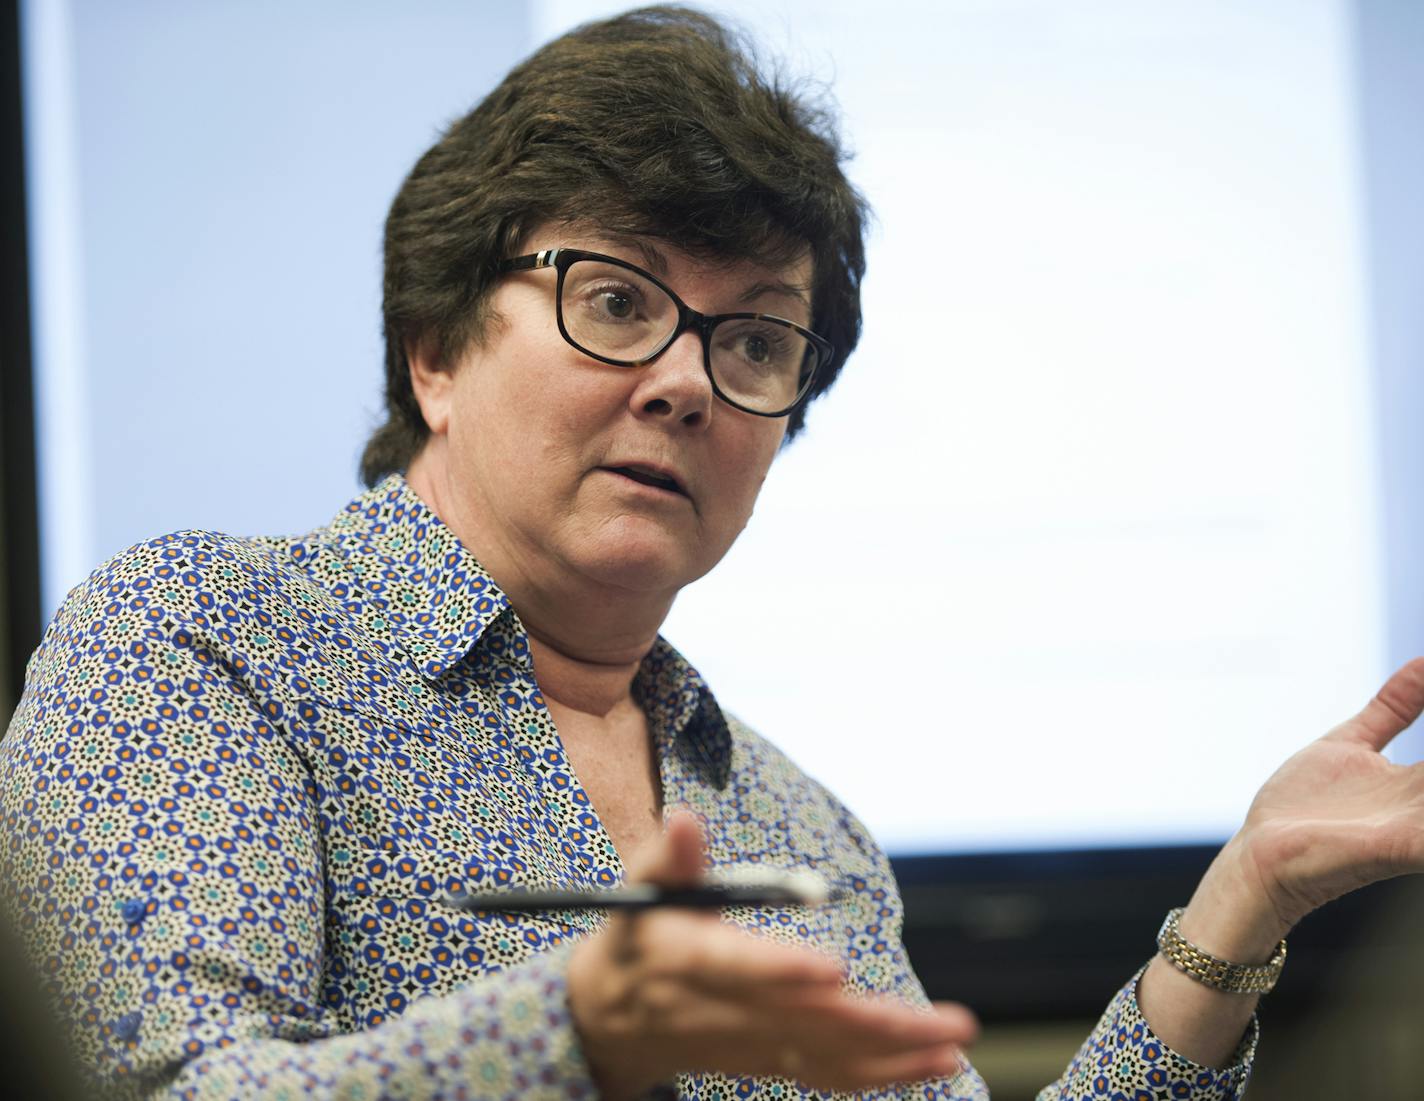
[497,248,833,418]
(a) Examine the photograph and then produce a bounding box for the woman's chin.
[566,530,716,597]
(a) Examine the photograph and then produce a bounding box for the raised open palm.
[1235,657,1424,933]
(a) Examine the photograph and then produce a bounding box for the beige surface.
[968,1019,1095,1101]
[967,880,1424,1100]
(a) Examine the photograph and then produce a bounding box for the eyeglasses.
[497,248,832,417]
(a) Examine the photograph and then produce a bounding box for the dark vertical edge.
[1,0,42,726]
[1353,1,1424,702]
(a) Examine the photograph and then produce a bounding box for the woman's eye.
[737,331,791,367]
[581,283,644,321]
[597,291,635,319]
[742,333,772,363]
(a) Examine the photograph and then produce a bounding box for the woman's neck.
[405,451,665,717]
[525,630,643,718]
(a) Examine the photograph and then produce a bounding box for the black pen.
[447,870,839,913]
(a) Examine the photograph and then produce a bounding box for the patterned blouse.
[1,475,1256,1100]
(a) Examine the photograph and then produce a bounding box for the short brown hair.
[360,4,869,487]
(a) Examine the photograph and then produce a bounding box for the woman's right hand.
[566,813,978,1100]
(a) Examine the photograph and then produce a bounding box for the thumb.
[1327,657,1424,753]
[626,809,706,887]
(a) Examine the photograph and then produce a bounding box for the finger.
[1327,657,1424,752]
[762,984,978,1028]
[660,921,844,992]
[927,1000,982,1047]
[811,1044,967,1093]
[664,810,706,886]
[698,985,977,1067]
[625,809,706,887]
[661,1003,967,1091]
[672,995,975,1086]
[748,1000,975,1089]
[775,993,979,1054]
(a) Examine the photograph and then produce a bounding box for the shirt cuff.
[1042,965,1258,1100]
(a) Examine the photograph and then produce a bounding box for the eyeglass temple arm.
[498,249,560,273]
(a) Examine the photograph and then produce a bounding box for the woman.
[3,7,1422,1100]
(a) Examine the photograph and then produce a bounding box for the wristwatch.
[1156,907,1287,995]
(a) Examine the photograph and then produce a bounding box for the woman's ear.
[406,334,456,436]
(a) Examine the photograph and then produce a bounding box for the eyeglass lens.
[559,258,814,413]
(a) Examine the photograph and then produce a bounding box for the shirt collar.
[637,636,733,789]
[327,475,733,781]
[327,474,512,680]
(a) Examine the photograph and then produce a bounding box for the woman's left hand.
[1138,658,1424,1068]
[1216,656,1424,943]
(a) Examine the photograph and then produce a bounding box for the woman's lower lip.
[601,467,687,498]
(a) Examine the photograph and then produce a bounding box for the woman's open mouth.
[603,465,687,496]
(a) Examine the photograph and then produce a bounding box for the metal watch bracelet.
[1156,907,1287,995]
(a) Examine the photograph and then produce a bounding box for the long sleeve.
[0,548,599,1101]
[1034,972,1256,1100]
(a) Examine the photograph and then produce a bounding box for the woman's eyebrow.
[738,280,812,309]
[633,241,671,276]
[598,234,671,276]
[598,235,811,309]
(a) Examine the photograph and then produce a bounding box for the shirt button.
[121,899,146,924]
[114,1011,142,1042]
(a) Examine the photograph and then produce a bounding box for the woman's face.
[414,226,812,604]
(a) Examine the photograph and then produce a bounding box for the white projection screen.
[25,0,1408,857]
[544,0,1392,852]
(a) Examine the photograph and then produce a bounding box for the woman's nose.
[630,329,714,428]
